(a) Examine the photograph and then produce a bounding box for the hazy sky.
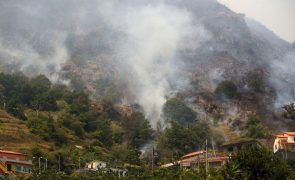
[217,0,295,42]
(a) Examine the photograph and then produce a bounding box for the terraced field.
[0,110,49,153]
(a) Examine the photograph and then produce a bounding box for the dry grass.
[0,110,51,153]
[219,123,240,142]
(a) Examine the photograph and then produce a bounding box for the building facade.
[180,150,228,169]
[0,150,32,176]
[85,160,107,170]
[273,132,295,159]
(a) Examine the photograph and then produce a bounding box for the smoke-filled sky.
[0,0,211,127]
[218,0,295,42]
[0,0,294,127]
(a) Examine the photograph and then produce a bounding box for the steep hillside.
[57,0,292,122]
[0,110,50,152]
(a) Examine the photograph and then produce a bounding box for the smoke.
[270,51,295,107]
[103,2,209,127]
[0,0,210,127]
[0,1,74,81]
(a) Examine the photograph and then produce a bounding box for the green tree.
[79,111,98,132]
[220,145,289,180]
[59,112,85,138]
[245,70,265,93]
[163,98,197,126]
[27,114,68,146]
[31,91,58,111]
[282,103,295,121]
[218,161,248,180]
[124,148,141,165]
[121,112,153,148]
[68,92,89,115]
[71,121,85,137]
[30,75,51,94]
[214,80,238,100]
[161,121,210,157]
[90,114,113,147]
[245,115,271,139]
[6,96,26,119]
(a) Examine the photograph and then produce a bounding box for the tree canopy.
[220,145,289,180]
[163,98,197,126]
[214,80,238,100]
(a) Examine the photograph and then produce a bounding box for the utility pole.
[79,157,81,169]
[152,147,154,173]
[205,139,208,180]
[211,138,216,157]
[44,158,47,170]
[58,155,61,171]
[39,157,42,174]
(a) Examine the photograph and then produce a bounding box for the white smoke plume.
[100,2,210,127]
[0,0,210,127]
[270,51,295,108]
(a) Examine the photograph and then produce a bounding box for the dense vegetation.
[0,73,154,170]
[219,146,290,180]
[163,98,197,126]
[1,72,294,179]
[28,145,291,180]
[245,115,272,139]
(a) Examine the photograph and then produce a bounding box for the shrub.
[214,80,238,100]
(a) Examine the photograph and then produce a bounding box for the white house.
[273,132,295,153]
[85,160,127,177]
[85,160,107,170]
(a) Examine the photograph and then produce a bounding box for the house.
[85,160,127,177]
[273,132,295,159]
[180,150,206,167]
[220,138,258,153]
[179,150,228,169]
[85,160,107,170]
[0,150,32,177]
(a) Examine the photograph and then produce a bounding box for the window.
[6,164,11,171]
[23,167,32,173]
[227,147,233,152]
[14,166,21,172]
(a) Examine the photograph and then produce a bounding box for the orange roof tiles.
[284,132,295,135]
[181,151,206,159]
[0,150,25,155]
[180,156,229,164]
[275,134,287,138]
[275,132,295,138]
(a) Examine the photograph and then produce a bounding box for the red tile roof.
[181,151,206,159]
[275,132,295,138]
[284,132,295,135]
[0,150,25,155]
[275,134,287,138]
[180,156,229,164]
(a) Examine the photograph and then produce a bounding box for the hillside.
[0,0,293,128]
[0,110,40,152]
[46,0,293,131]
[0,0,294,179]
